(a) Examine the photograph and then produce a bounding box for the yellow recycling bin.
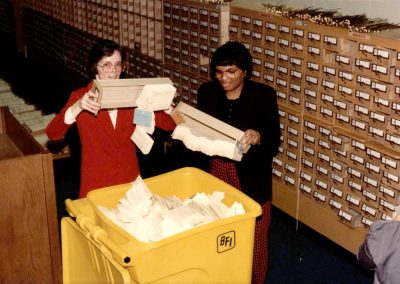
[61,216,133,284]
[63,167,262,283]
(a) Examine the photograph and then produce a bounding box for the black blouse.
[196,79,282,204]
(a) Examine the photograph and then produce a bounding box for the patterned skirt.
[210,158,272,284]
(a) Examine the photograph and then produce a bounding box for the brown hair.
[88,39,127,78]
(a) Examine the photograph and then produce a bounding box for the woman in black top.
[196,41,281,284]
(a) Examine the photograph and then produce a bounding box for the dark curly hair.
[88,39,127,78]
[210,41,253,80]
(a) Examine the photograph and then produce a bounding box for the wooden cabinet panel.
[0,107,61,283]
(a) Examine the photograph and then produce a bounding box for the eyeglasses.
[215,67,242,79]
[97,61,125,73]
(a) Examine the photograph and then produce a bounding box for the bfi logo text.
[217,231,236,253]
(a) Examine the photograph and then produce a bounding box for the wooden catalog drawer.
[307,31,322,46]
[264,49,276,68]
[276,89,288,106]
[330,185,345,201]
[361,216,375,228]
[251,38,264,56]
[304,97,318,117]
[288,84,303,109]
[320,78,336,96]
[345,193,362,213]
[285,136,300,155]
[299,182,313,199]
[272,155,285,172]
[315,162,330,182]
[354,89,372,109]
[229,25,239,40]
[317,132,331,154]
[330,159,347,176]
[277,23,291,39]
[300,168,314,191]
[350,118,369,138]
[372,96,391,114]
[283,171,298,189]
[323,35,356,54]
[322,65,337,81]
[277,37,290,53]
[333,98,353,117]
[318,104,335,124]
[291,27,305,43]
[263,60,275,80]
[391,102,400,122]
[362,181,379,206]
[306,60,321,77]
[240,27,252,42]
[317,151,331,167]
[393,66,400,85]
[347,166,364,184]
[333,147,349,164]
[361,202,380,222]
[329,197,344,213]
[313,188,329,207]
[272,167,284,182]
[371,62,395,82]
[347,179,363,199]
[303,132,316,149]
[319,92,334,110]
[369,110,388,129]
[251,17,263,32]
[301,156,315,173]
[349,152,366,171]
[381,170,400,189]
[307,45,322,62]
[379,183,400,206]
[379,198,396,215]
[314,177,330,193]
[338,207,362,228]
[381,151,400,178]
[338,69,355,88]
[365,160,382,180]
[264,33,277,49]
[330,171,346,192]
[370,80,393,100]
[290,69,303,84]
[334,113,351,129]
[385,131,400,151]
[305,74,319,91]
[277,52,289,68]
[290,41,305,57]
[337,84,354,101]
[355,58,373,77]
[275,77,288,97]
[368,125,386,145]
[329,131,351,152]
[285,148,299,165]
[358,43,397,66]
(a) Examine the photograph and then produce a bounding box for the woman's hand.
[242,129,261,147]
[71,91,101,117]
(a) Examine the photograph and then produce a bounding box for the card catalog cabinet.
[231,5,400,253]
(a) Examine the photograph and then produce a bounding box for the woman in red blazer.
[46,39,175,198]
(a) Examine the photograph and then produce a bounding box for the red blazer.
[46,81,176,197]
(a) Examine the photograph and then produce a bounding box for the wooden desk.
[0,107,61,283]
